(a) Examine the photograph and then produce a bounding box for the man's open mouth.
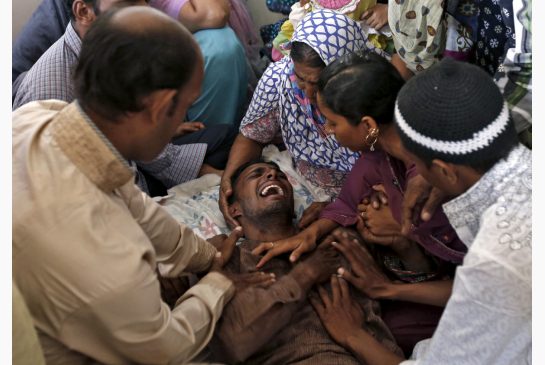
[259,184,285,197]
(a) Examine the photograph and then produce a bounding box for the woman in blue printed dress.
[219,9,384,228]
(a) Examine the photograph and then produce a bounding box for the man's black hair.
[74,7,199,121]
[227,159,282,205]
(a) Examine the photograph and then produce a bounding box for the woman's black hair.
[317,51,404,126]
[290,41,326,68]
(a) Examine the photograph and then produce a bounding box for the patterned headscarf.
[240,10,381,195]
[290,8,378,65]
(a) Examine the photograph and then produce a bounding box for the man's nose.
[266,169,277,179]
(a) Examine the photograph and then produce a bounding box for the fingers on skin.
[251,242,271,256]
[317,285,332,307]
[330,275,341,303]
[338,267,364,291]
[356,216,366,235]
[245,271,276,285]
[290,240,316,262]
[421,187,444,221]
[218,227,243,265]
[255,240,295,267]
[370,194,381,209]
[298,215,313,228]
[219,184,239,229]
[379,192,388,205]
[256,237,314,267]
[331,239,363,273]
[300,209,320,227]
[338,275,350,299]
[401,192,420,235]
[256,246,287,268]
[231,225,244,238]
[299,202,326,228]
[210,251,224,270]
[357,203,367,213]
[290,247,303,263]
[361,226,391,245]
[309,294,325,315]
[337,266,351,281]
[220,178,232,194]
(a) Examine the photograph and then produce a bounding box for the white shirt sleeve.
[401,206,531,365]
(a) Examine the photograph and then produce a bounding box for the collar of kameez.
[50,101,134,192]
[65,21,82,57]
[441,144,530,246]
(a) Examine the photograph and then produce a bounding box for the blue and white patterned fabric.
[290,9,381,64]
[475,0,516,75]
[240,10,382,196]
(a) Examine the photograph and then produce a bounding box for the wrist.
[344,328,369,349]
[389,236,413,254]
[378,282,400,300]
[290,264,316,293]
[305,226,320,243]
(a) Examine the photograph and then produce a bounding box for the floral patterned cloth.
[266,0,299,15]
[241,10,384,197]
[388,0,447,73]
[388,0,474,73]
[475,0,515,75]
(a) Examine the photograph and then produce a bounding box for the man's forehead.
[240,163,280,177]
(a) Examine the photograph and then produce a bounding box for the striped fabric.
[137,143,207,189]
[12,22,207,194]
[13,22,80,110]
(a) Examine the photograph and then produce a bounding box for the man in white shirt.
[310,58,531,365]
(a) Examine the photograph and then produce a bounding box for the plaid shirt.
[13,22,207,193]
[13,22,80,110]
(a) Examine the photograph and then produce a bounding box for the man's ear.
[143,89,179,126]
[73,0,97,27]
[431,159,459,186]
[228,202,243,219]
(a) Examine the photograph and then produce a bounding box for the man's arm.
[376,280,453,307]
[311,276,405,365]
[62,266,235,364]
[151,0,230,33]
[178,0,230,32]
[117,180,218,275]
[51,186,238,364]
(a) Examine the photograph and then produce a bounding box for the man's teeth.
[260,185,284,197]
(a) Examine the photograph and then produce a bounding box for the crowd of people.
[12,1,532,364]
